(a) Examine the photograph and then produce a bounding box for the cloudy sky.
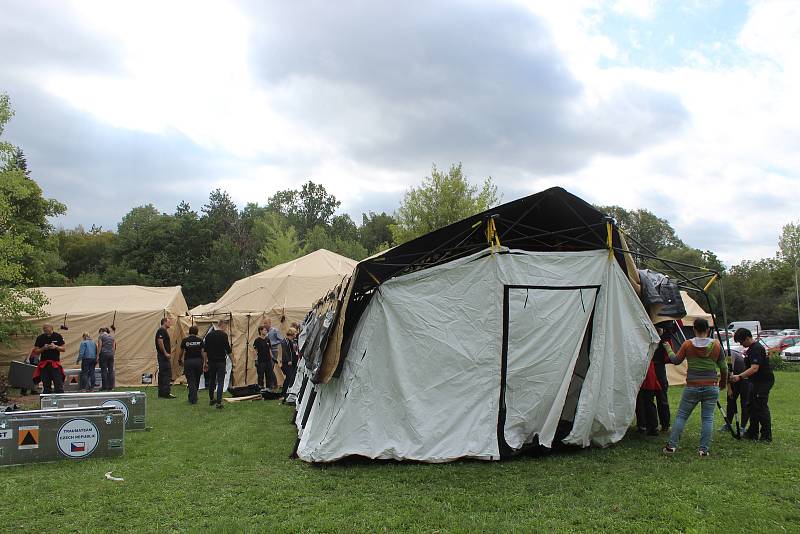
[1,0,798,265]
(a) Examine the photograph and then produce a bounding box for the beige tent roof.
[37,285,188,315]
[206,249,357,314]
[189,301,216,315]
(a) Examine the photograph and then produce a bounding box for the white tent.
[296,248,659,462]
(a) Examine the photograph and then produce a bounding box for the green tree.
[391,163,499,245]
[0,93,52,344]
[55,225,116,281]
[256,213,305,269]
[359,211,395,254]
[596,205,684,257]
[266,181,341,238]
[778,220,800,265]
[724,258,796,328]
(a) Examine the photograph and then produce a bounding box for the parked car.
[781,344,800,362]
[728,321,762,334]
[757,329,782,338]
[761,335,800,356]
[779,329,800,336]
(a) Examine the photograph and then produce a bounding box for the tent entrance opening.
[499,285,600,453]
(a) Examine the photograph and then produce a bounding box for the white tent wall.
[297,249,659,463]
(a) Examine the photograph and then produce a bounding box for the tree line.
[3,91,800,348]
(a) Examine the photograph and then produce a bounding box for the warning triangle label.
[18,426,39,449]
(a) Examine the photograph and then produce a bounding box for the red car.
[761,335,800,355]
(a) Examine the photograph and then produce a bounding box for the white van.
[727,321,762,334]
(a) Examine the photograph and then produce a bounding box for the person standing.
[653,327,671,432]
[280,328,299,398]
[264,318,284,381]
[253,325,275,390]
[722,347,750,437]
[31,324,66,394]
[662,318,727,457]
[97,327,116,391]
[179,325,205,405]
[635,352,661,436]
[204,320,231,409]
[731,328,773,442]
[77,332,97,392]
[155,318,175,399]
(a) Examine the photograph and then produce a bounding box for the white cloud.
[515,0,800,265]
[3,0,798,268]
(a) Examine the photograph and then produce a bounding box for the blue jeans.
[668,385,718,452]
[80,359,97,390]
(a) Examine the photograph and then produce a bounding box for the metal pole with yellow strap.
[485,215,501,253]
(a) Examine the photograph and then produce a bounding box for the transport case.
[0,406,124,467]
[40,391,147,431]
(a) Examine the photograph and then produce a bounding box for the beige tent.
[189,302,216,315]
[0,285,188,387]
[183,249,357,386]
[666,291,715,386]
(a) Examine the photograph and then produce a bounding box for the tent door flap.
[498,285,600,453]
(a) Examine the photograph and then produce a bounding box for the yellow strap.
[606,221,613,259]
[486,218,501,252]
[703,273,718,292]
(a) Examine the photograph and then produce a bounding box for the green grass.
[3,373,800,533]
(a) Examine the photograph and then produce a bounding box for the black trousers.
[748,379,773,439]
[184,359,202,404]
[99,355,115,391]
[636,389,658,432]
[280,363,296,397]
[656,377,670,430]
[41,364,64,394]
[256,360,277,389]
[207,360,226,404]
[727,380,751,429]
[157,354,172,396]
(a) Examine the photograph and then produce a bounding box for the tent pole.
[245,315,250,385]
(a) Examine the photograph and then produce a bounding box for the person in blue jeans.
[77,332,97,392]
[661,318,728,457]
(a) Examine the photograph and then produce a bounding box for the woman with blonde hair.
[77,332,97,392]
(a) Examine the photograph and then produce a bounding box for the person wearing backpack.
[661,318,728,457]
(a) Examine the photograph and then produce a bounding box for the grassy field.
[3,373,799,533]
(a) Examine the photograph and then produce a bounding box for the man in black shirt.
[204,320,231,409]
[32,324,66,394]
[179,325,204,405]
[731,328,774,442]
[155,318,175,399]
[253,325,275,390]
